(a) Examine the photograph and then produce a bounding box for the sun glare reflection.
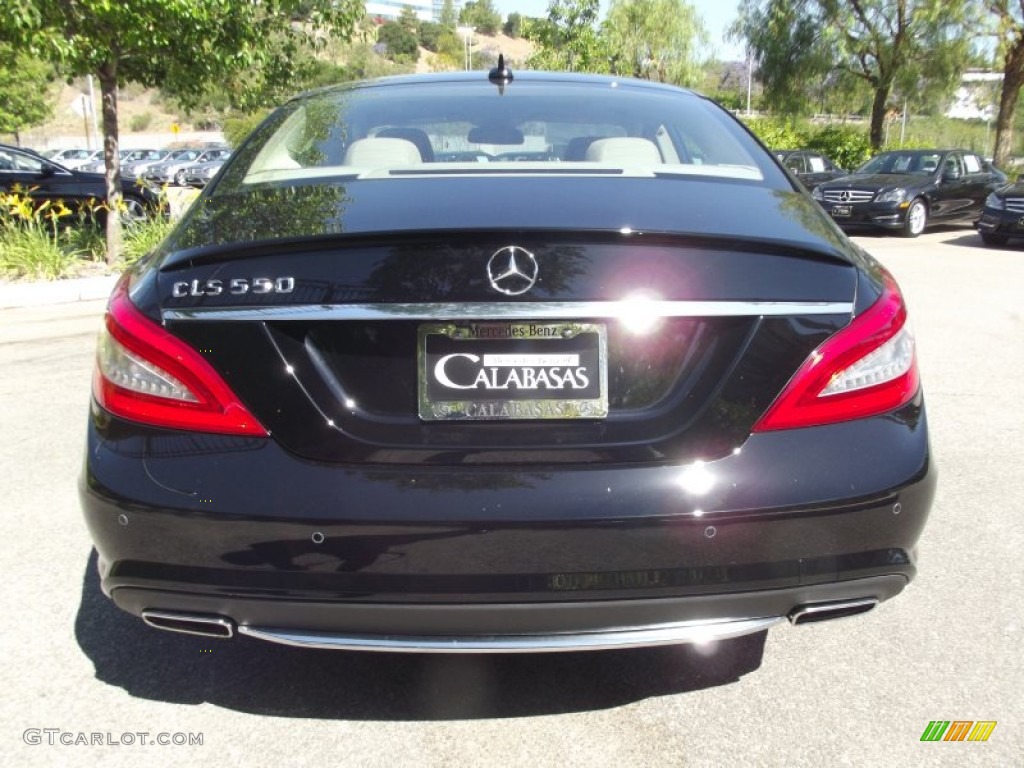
[618,293,663,335]
[678,460,715,496]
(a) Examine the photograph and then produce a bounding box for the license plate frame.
[831,204,852,217]
[418,322,608,421]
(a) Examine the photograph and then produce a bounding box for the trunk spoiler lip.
[156,229,855,273]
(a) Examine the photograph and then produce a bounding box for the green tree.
[526,0,610,73]
[440,0,458,28]
[1,0,361,262]
[988,0,1024,166]
[0,44,55,145]
[504,12,524,37]
[734,0,976,148]
[459,1,502,35]
[419,21,443,52]
[604,0,708,86]
[379,21,420,63]
[398,5,421,35]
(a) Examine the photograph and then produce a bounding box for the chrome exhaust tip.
[141,610,235,639]
[788,598,878,626]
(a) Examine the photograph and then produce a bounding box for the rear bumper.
[120,577,903,651]
[80,395,935,650]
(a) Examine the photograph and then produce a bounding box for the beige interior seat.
[343,138,422,168]
[584,138,662,165]
[376,128,434,162]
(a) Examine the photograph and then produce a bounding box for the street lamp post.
[456,26,474,71]
[746,53,753,116]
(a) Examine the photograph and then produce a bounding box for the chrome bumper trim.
[163,300,853,323]
[237,616,782,653]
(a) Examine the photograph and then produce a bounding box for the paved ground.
[1,227,1021,767]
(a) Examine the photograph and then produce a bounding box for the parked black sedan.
[80,71,934,655]
[774,149,846,191]
[976,181,1024,246]
[0,143,161,222]
[813,149,1006,237]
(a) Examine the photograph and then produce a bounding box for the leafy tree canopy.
[504,12,524,38]
[440,0,458,28]
[526,0,611,73]
[0,0,362,259]
[604,0,708,87]
[459,0,503,36]
[0,43,55,142]
[734,0,977,148]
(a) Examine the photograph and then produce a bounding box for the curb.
[0,275,118,310]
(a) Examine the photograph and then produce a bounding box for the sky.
[493,0,745,61]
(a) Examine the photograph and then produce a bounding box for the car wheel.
[902,199,927,238]
[174,170,187,186]
[120,195,149,226]
[980,232,1009,247]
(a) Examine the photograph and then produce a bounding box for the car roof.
[0,142,47,159]
[289,70,702,104]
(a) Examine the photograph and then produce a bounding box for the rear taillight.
[753,270,919,431]
[93,277,268,436]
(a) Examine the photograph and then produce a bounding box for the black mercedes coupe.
[80,69,935,653]
[812,149,1006,237]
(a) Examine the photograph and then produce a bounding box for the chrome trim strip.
[787,598,877,625]
[142,610,235,639]
[163,301,852,322]
[237,616,782,653]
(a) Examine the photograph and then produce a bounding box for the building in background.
[365,0,463,22]
[946,71,1002,122]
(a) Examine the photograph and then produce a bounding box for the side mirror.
[942,167,961,182]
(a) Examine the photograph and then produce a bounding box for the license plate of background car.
[417,322,608,421]
[831,205,851,217]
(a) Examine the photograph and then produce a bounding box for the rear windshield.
[220,78,777,189]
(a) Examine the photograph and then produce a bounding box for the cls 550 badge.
[171,277,295,298]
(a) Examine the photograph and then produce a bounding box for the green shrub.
[122,216,175,265]
[0,191,81,279]
[419,21,443,52]
[804,125,872,171]
[742,118,873,170]
[0,187,176,279]
[223,111,271,148]
[0,226,76,279]
[742,117,804,150]
[61,217,106,261]
[129,112,154,132]
[378,21,419,63]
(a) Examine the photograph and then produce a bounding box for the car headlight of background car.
[984,192,1005,211]
[874,188,907,204]
[811,186,824,201]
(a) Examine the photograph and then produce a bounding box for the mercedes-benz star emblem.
[839,190,852,202]
[487,246,539,296]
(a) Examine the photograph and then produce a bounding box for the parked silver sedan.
[142,148,231,185]
[178,151,232,187]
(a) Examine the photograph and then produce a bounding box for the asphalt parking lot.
[1,226,1020,767]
